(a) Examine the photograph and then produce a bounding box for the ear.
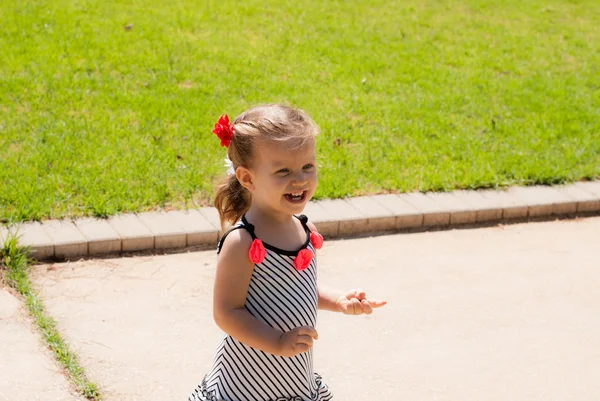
[236,166,255,191]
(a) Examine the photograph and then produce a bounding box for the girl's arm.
[307,221,387,314]
[213,229,317,357]
[304,221,347,312]
[317,285,343,312]
[213,229,282,354]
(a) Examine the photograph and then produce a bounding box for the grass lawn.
[1,0,599,223]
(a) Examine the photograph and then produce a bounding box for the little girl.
[189,104,386,401]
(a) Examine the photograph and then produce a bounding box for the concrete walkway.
[17,216,600,400]
[0,288,82,401]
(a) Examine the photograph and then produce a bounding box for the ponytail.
[213,174,251,232]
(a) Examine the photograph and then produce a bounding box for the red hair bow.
[212,114,234,148]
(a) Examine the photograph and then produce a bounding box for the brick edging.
[2,181,599,261]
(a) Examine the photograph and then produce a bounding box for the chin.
[279,201,308,215]
[286,202,307,212]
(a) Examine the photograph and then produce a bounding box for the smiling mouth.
[284,191,307,203]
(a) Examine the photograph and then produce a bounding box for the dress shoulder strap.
[217,214,312,255]
[295,214,311,234]
[216,220,256,255]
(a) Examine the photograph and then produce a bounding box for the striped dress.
[189,215,333,401]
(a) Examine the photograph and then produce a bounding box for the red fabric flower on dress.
[212,114,234,148]
[294,249,314,271]
[248,239,266,263]
[310,231,324,249]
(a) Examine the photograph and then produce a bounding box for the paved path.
[0,288,82,401]
[27,217,600,400]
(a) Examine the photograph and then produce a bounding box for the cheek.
[268,176,288,190]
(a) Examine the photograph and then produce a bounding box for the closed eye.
[276,168,290,174]
[303,164,315,170]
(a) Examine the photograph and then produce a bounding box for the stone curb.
[2,181,599,261]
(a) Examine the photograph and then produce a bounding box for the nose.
[292,171,308,186]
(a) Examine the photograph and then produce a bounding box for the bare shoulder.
[214,228,255,312]
[218,228,254,268]
[220,227,253,252]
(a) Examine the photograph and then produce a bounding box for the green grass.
[1,235,102,400]
[1,0,599,223]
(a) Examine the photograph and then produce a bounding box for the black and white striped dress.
[189,215,333,401]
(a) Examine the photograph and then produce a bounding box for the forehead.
[254,137,316,166]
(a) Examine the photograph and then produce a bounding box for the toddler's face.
[248,137,318,217]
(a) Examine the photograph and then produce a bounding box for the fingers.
[292,328,317,354]
[355,289,366,300]
[342,296,386,315]
[280,326,319,357]
[357,298,386,313]
[294,343,311,353]
[347,288,366,301]
[340,298,365,315]
[360,299,373,315]
[346,288,387,313]
[352,298,375,315]
[296,325,319,339]
[295,334,314,347]
[369,299,387,308]
[350,297,362,314]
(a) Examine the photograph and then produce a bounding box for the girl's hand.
[336,289,387,315]
[278,326,319,357]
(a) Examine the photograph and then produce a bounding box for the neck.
[245,204,295,227]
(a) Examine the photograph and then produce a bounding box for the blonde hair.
[213,104,319,230]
